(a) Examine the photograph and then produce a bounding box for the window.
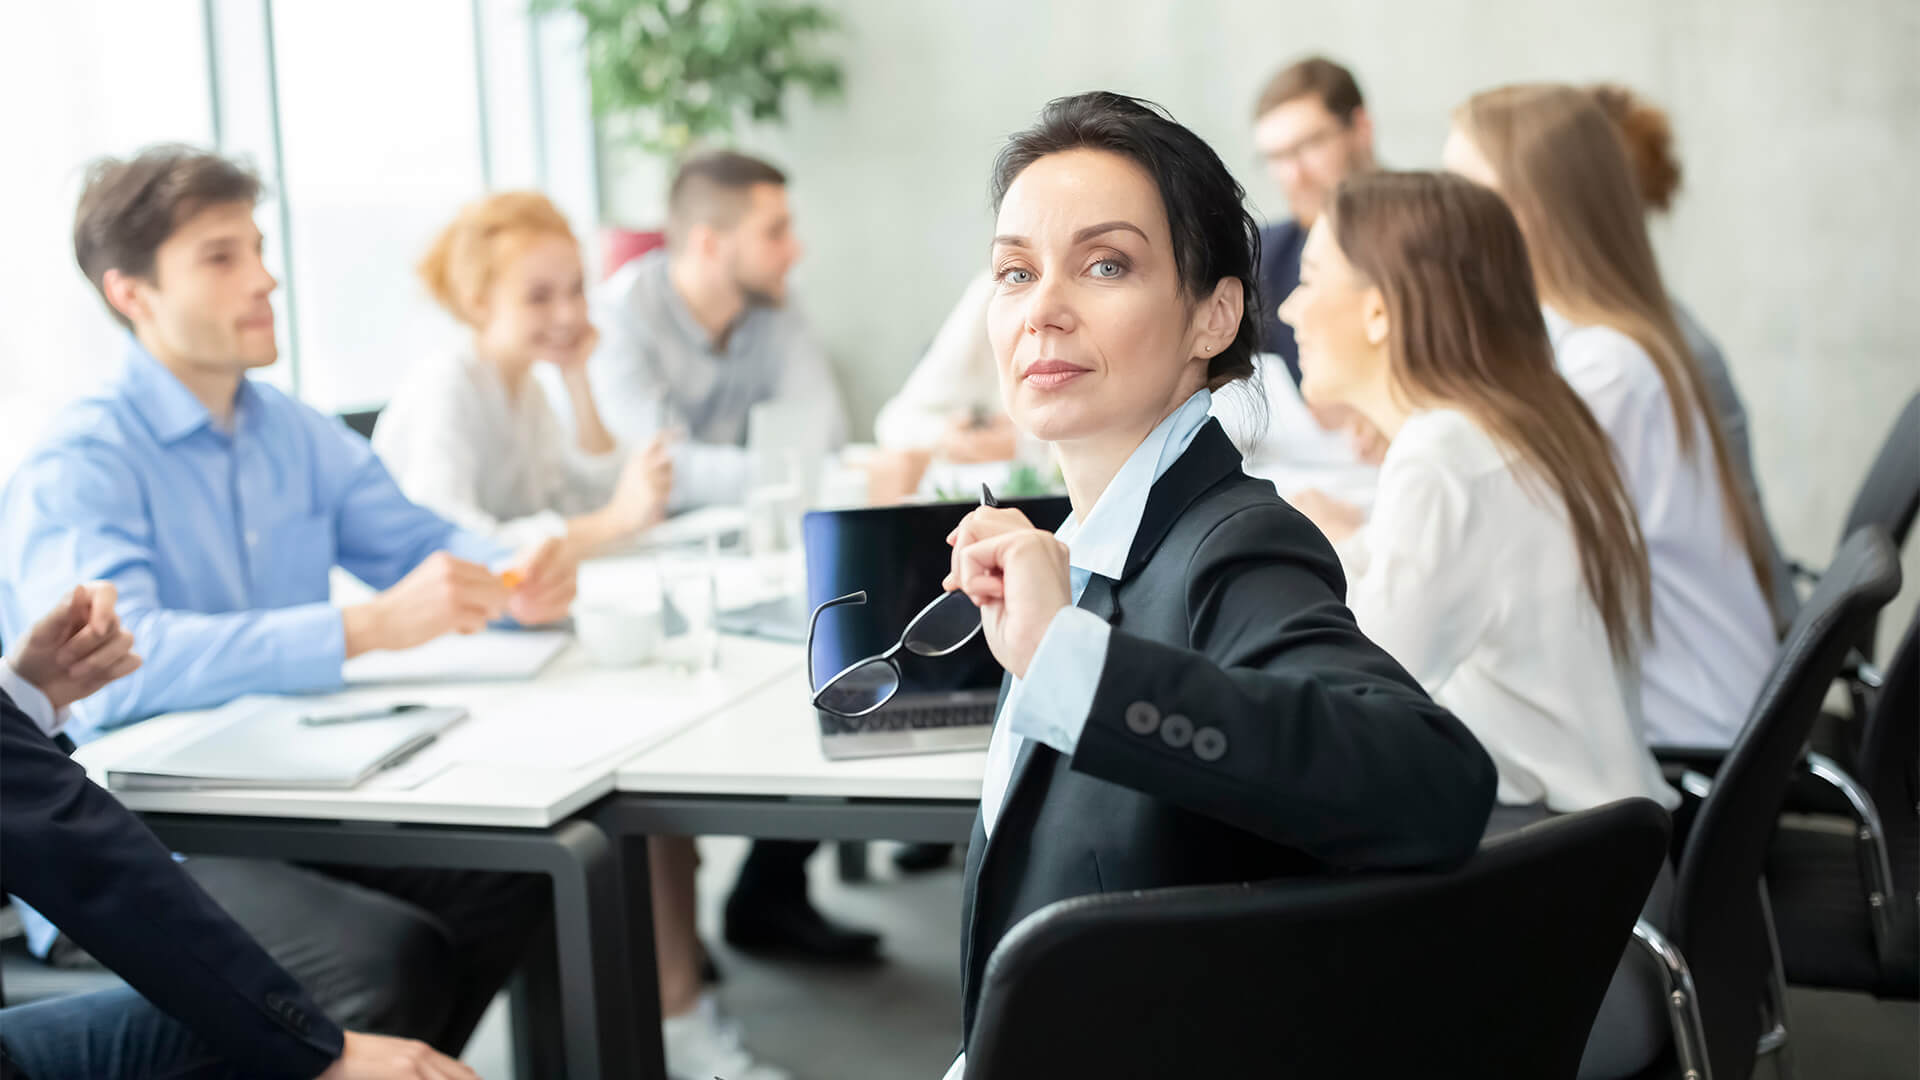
[0,0,598,471]
[0,0,212,474]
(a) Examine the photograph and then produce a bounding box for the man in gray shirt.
[589,151,847,510]
[586,151,880,968]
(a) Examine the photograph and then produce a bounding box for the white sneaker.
[662,993,794,1080]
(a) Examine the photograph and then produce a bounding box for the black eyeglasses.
[806,485,1000,718]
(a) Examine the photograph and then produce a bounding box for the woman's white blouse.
[373,351,625,550]
[1544,308,1776,749]
[1338,408,1677,811]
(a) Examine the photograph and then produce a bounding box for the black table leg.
[615,832,669,1079]
[510,917,565,1079]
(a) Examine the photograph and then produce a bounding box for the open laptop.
[804,496,1071,760]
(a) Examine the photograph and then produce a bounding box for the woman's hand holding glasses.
[947,506,1072,681]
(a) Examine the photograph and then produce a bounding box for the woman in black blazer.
[936,93,1499,1067]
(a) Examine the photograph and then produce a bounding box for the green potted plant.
[534,0,846,270]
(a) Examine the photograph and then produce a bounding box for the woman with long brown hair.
[1279,170,1675,815]
[1444,83,1777,751]
[1282,168,1678,1079]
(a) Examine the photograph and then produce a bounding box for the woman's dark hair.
[990,92,1264,391]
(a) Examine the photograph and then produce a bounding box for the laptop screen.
[802,497,1072,698]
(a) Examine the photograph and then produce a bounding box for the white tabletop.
[615,667,988,803]
[75,635,803,828]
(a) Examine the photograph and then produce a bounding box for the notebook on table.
[341,630,570,686]
[105,696,467,792]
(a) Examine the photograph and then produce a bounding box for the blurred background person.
[1443,84,1778,750]
[376,191,673,557]
[1587,81,1797,626]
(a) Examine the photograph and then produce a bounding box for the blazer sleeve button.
[1193,726,1228,761]
[1124,701,1161,735]
[1160,713,1193,748]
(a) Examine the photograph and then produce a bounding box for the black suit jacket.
[0,690,343,1078]
[958,420,1497,1040]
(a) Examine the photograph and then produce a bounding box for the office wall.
[602,0,1920,624]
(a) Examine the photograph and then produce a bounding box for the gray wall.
[603,0,1920,625]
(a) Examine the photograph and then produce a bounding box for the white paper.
[343,631,571,686]
[361,641,797,781]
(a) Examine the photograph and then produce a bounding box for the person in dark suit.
[1249,56,1377,386]
[0,583,478,1080]
[932,93,1497,1077]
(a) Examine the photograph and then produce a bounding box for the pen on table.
[300,703,428,727]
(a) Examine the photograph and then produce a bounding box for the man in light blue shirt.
[0,145,566,1051]
[0,339,564,742]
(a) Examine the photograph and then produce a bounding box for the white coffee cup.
[572,603,661,668]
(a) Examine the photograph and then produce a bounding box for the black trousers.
[729,839,818,906]
[182,857,549,1055]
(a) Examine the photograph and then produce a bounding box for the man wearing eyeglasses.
[1249,55,1377,388]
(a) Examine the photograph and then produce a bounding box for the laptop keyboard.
[819,699,998,736]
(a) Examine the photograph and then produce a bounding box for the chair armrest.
[1800,753,1898,960]
[1844,653,1885,691]
[1631,920,1713,1080]
[1652,746,1731,770]
[1654,746,1730,785]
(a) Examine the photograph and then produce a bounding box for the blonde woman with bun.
[1443,84,1777,751]
[375,191,672,557]
[376,192,791,1080]
[1588,83,1796,624]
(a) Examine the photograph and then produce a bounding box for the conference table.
[60,418,1374,1076]
[73,628,988,1079]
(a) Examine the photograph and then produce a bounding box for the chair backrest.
[965,799,1671,1080]
[338,408,382,441]
[1841,392,1920,552]
[1839,392,1919,659]
[1672,527,1901,1080]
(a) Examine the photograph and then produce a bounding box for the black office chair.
[1791,390,1918,674]
[1637,527,1902,1080]
[964,799,1671,1080]
[337,408,383,441]
[1764,605,1919,1000]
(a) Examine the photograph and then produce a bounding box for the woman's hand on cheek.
[551,324,601,374]
[942,506,1037,592]
[955,529,1072,680]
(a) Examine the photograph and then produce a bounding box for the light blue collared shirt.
[948,388,1214,1080]
[0,339,506,745]
[978,388,1215,839]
